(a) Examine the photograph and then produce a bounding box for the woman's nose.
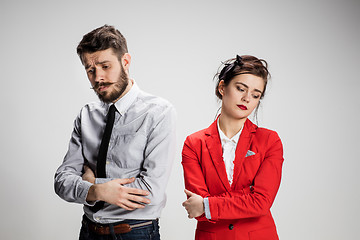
[241,93,250,103]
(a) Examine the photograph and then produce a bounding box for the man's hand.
[96,178,151,210]
[86,176,151,211]
[82,165,96,184]
[182,189,204,218]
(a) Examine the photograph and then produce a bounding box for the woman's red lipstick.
[238,105,247,110]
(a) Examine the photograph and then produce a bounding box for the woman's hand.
[182,189,204,218]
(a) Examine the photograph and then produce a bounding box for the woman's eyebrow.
[235,82,263,94]
[235,82,248,88]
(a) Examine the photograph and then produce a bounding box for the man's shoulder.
[136,90,175,113]
[82,101,105,110]
[76,101,106,118]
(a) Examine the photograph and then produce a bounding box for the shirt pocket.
[110,131,148,168]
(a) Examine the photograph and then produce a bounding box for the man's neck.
[112,79,134,103]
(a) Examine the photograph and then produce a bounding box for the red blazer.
[182,118,284,240]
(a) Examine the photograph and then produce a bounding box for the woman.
[182,55,284,240]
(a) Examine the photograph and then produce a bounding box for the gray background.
[1,0,359,239]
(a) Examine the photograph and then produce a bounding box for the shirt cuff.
[81,181,97,206]
[204,197,211,219]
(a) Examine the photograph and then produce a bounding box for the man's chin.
[97,92,122,103]
[96,92,111,103]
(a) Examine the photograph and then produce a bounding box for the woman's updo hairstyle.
[215,55,270,100]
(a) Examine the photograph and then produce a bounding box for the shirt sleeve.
[122,105,177,206]
[203,197,211,219]
[54,109,94,206]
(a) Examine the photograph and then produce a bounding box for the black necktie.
[90,104,116,212]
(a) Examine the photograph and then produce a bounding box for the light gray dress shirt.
[54,82,176,224]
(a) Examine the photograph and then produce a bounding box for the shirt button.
[229,224,234,230]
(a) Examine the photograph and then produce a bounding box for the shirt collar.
[217,118,242,144]
[106,80,140,116]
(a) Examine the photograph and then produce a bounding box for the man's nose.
[95,69,105,83]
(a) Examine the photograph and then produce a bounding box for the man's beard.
[93,67,129,103]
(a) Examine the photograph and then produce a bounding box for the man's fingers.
[119,203,136,211]
[128,194,151,205]
[119,200,146,210]
[116,177,136,185]
[83,165,93,173]
[113,178,150,196]
[126,186,150,197]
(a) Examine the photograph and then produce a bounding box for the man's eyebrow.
[98,60,110,65]
[235,82,263,94]
[85,60,110,70]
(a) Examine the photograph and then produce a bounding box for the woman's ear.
[218,80,225,96]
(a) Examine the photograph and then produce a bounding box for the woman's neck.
[218,114,246,139]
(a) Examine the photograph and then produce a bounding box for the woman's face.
[219,74,265,120]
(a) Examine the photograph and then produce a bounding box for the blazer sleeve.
[208,131,284,220]
[182,135,213,221]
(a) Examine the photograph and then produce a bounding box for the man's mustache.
[91,82,114,90]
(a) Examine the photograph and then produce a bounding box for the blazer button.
[229,224,234,230]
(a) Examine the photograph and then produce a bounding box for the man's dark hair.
[77,24,128,64]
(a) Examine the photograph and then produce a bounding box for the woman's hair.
[215,55,270,100]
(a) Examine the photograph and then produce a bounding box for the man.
[54,25,176,240]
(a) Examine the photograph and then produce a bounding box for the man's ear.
[121,53,131,71]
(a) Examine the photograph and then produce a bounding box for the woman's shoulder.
[184,123,217,149]
[256,126,279,135]
[254,126,283,149]
[246,119,281,139]
[185,128,208,141]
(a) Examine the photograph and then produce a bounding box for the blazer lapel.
[231,119,257,189]
[205,120,231,192]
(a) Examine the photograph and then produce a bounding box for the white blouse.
[217,118,242,185]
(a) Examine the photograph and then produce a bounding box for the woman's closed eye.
[236,86,245,92]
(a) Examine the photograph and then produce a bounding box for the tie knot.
[109,104,116,112]
[108,104,116,117]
